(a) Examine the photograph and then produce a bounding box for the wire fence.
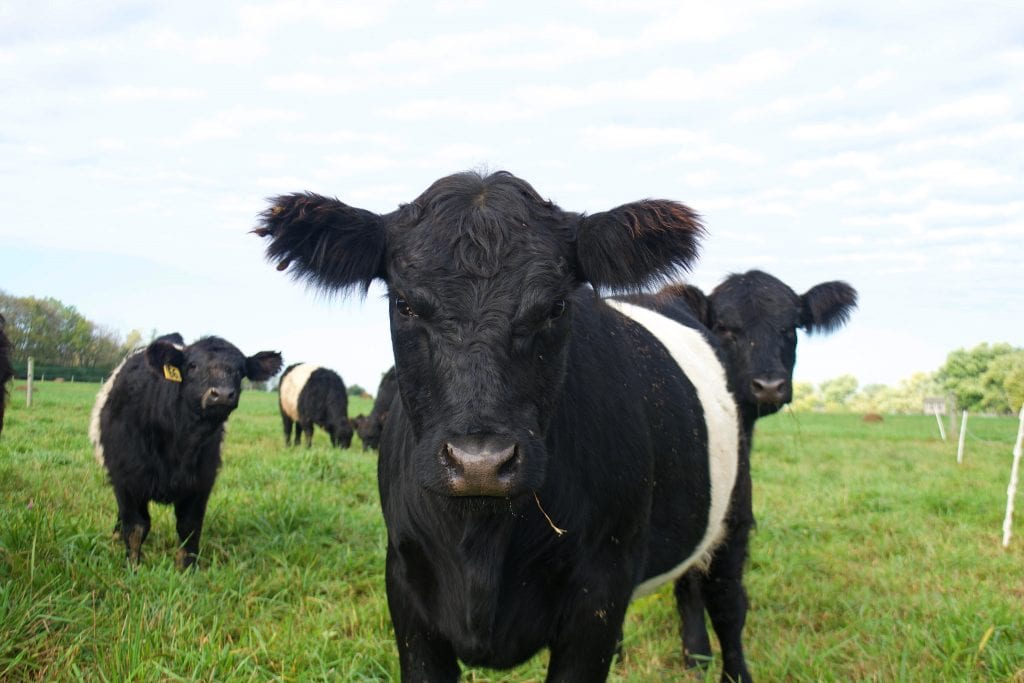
[8,362,113,384]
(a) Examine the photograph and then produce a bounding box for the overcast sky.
[1,0,1021,394]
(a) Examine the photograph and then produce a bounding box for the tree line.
[0,291,142,369]
[794,343,1024,415]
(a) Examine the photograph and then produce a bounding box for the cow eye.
[548,299,566,320]
[187,362,198,371]
[395,297,418,318]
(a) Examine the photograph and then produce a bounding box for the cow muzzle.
[750,377,788,405]
[441,435,522,497]
[201,386,238,411]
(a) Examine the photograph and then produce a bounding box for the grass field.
[1,381,1022,681]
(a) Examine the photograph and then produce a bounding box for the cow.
[649,270,856,672]
[255,170,749,682]
[278,362,354,448]
[89,333,282,568]
[0,313,12,437]
[353,366,398,451]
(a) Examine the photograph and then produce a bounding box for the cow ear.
[575,200,704,291]
[145,338,185,377]
[660,283,710,326]
[800,281,857,334]
[245,351,283,382]
[254,193,388,295]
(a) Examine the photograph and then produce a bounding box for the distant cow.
[353,366,397,451]
[0,314,11,437]
[278,363,354,448]
[256,170,747,681]
[652,270,856,671]
[89,333,282,568]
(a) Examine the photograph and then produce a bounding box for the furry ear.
[145,338,185,377]
[800,281,858,334]
[254,192,388,295]
[659,282,710,326]
[245,351,283,382]
[575,200,704,292]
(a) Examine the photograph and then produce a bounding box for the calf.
[256,170,746,681]
[353,366,397,451]
[652,270,856,672]
[278,362,354,448]
[89,333,282,568]
[0,314,11,437]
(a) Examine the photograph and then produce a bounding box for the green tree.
[936,343,1022,413]
[819,374,858,411]
[790,381,821,412]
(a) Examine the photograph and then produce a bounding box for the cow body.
[0,314,12,437]
[649,270,856,674]
[257,170,748,681]
[89,334,281,568]
[278,362,353,448]
[354,366,397,451]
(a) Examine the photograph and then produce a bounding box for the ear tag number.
[163,365,183,382]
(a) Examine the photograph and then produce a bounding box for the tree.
[819,374,858,411]
[0,291,132,368]
[347,384,367,397]
[936,343,1022,414]
[790,381,821,412]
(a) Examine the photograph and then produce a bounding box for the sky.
[1,0,1022,395]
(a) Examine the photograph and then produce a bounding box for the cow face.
[705,270,856,416]
[257,170,703,500]
[146,335,283,420]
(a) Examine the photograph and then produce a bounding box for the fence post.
[26,357,34,408]
[1003,404,1024,548]
[956,410,968,464]
[934,408,946,441]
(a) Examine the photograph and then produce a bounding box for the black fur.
[278,363,354,448]
[653,270,856,678]
[257,170,743,681]
[92,334,282,568]
[0,314,12,437]
[354,366,398,451]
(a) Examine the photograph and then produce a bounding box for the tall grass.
[1,383,1021,681]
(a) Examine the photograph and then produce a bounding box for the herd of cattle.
[1,170,856,682]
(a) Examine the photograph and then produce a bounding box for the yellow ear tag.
[163,365,183,382]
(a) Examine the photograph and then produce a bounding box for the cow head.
[256,170,703,501]
[145,334,283,420]
[687,270,856,418]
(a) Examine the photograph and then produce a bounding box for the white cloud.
[105,85,205,101]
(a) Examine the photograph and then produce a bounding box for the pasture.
[1,381,1022,681]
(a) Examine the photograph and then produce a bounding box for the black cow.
[278,362,354,448]
[89,333,282,568]
[256,170,748,681]
[353,366,398,451]
[654,270,856,672]
[0,313,12,437]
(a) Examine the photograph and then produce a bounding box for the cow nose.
[203,386,237,408]
[750,377,787,404]
[442,435,521,497]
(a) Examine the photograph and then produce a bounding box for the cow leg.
[702,506,754,682]
[385,550,461,682]
[114,488,150,566]
[174,490,211,570]
[302,422,314,448]
[675,570,713,668]
[281,412,294,446]
[545,584,628,682]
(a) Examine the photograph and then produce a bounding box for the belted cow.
[649,270,856,673]
[256,170,747,681]
[89,333,282,568]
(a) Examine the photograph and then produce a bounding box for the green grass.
[1,384,1023,681]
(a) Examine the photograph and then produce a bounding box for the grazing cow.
[256,170,747,681]
[89,333,282,568]
[353,366,398,451]
[650,270,856,673]
[0,314,11,437]
[278,362,354,448]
